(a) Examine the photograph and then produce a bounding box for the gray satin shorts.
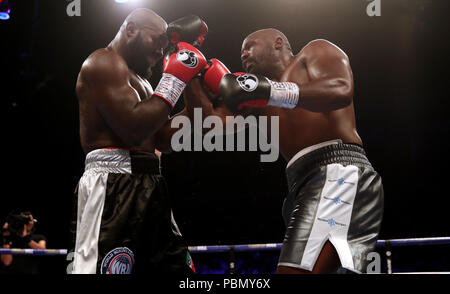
[279,143,384,273]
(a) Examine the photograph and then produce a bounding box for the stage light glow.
[0,12,9,20]
[114,0,141,4]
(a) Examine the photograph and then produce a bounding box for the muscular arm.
[154,107,188,153]
[1,244,12,266]
[28,239,46,250]
[187,77,259,136]
[154,78,233,152]
[187,77,258,124]
[79,50,172,146]
[184,77,232,120]
[295,39,354,112]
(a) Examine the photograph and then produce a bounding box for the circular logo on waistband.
[100,247,135,274]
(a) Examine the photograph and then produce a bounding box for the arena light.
[0,11,9,20]
[0,0,10,21]
[114,0,141,4]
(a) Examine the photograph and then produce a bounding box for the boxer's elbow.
[154,134,173,154]
[330,78,352,109]
[129,115,168,147]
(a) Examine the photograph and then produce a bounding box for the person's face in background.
[24,213,35,234]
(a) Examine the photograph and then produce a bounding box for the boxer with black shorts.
[73,9,207,274]
[185,29,384,274]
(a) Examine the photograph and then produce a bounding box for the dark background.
[1,0,449,271]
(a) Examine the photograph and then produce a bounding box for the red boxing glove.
[203,59,231,94]
[154,42,207,108]
[162,42,207,82]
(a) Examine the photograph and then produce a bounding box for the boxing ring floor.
[1,237,449,274]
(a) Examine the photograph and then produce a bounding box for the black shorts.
[72,148,194,274]
[278,142,384,273]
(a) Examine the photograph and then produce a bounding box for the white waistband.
[286,139,343,169]
[84,149,132,174]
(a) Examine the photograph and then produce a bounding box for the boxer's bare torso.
[249,40,362,161]
[184,37,363,163]
[76,49,157,154]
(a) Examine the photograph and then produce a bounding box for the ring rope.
[1,237,449,255]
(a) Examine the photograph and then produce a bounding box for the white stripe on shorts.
[299,163,359,271]
[72,149,132,274]
[72,172,108,274]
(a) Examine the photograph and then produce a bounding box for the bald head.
[121,8,167,33]
[241,28,293,78]
[245,28,292,52]
[111,8,168,77]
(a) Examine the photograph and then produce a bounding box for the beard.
[128,33,153,78]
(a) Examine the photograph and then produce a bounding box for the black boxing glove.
[219,73,300,113]
[167,15,208,48]
[164,15,208,69]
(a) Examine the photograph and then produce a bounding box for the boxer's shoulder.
[297,39,349,62]
[80,48,129,84]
